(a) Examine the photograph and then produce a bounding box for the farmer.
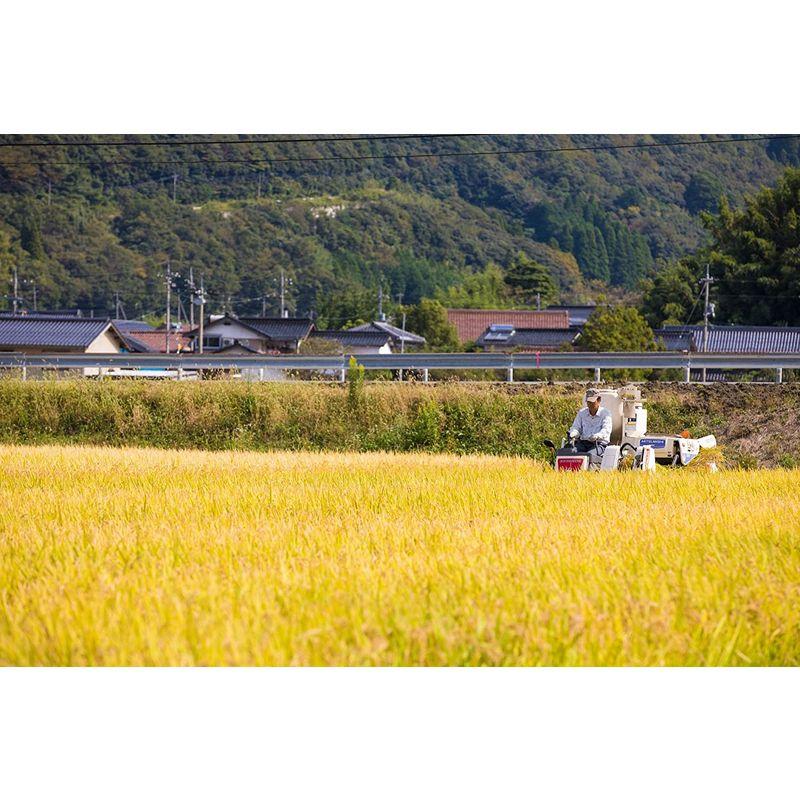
[568,388,613,466]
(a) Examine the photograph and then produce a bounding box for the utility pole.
[195,275,207,354]
[700,263,715,383]
[387,292,408,379]
[395,292,406,353]
[22,277,36,312]
[399,306,407,382]
[166,265,172,354]
[536,292,541,311]
[279,270,292,318]
[47,179,52,207]
[262,295,267,317]
[178,296,190,332]
[188,267,195,328]
[257,172,262,200]
[12,266,18,315]
[377,285,384,321]
[164,261,178,354]
[115,292,127,320]
[172,174,178,203]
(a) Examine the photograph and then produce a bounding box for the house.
[446,308,570,344]
[347,320,426,350]
[311,329,394,355]
[655,324,800,381]
[0,314,127,354]
[112,319,156,333]
[216,341,264,355]
[653,329,695,352]
[475,324,582,352]
[122,329,194,353]
[655,325,800,353]
[187,315,315,353]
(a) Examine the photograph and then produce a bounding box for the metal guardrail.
[0,351,799,381]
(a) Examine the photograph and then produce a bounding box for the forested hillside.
[0,135,788,323]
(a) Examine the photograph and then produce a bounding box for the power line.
[681,285,705,327]
[2,134,798,168]
[0,134,470,150]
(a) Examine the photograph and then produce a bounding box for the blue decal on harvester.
[639,438,667,448]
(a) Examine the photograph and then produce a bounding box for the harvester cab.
[544,386,717,472]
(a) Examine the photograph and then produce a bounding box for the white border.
[1,668,797,799]
[2,2,799,131]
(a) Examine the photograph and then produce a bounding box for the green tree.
[314,285,381,329]
[579,305,656,351]
[701,169,800,325]
[615,186,644,209]
[528,199,650,287]
[436,263,511,308]
[640,257,701,329]
[684,172,724,215]
[573,225,610,282]
[20,209,45,260]
[503,252,557,306]
[766,137,800,166]
[641,167,800,328]
[405,299,460,351]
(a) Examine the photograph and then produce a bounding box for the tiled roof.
[659,325,800,353]
[545,305,596,326]
[0,314,119,348]
[190,316,314,342]
[349,320,426,344]
[17,310,85,318]
[122,331,193,353]
[475,325,581,351]
[237,317,315,341]
[654,329,694,351]
[313,330,392,348]
[154,323,193,333]
[446,309,569,342]
[113,319,155,332]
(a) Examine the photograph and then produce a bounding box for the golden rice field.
[1,444,799,666]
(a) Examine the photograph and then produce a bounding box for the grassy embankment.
[0,378,777,463]
[1,444,798,666]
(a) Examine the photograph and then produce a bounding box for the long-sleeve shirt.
[569,406,613,444]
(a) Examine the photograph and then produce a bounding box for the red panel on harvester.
[556,457,587,471]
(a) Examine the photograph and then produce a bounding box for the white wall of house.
[202,319,268,348]
[85,328,124,353]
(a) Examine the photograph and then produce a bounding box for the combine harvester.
[544,386,717,472]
